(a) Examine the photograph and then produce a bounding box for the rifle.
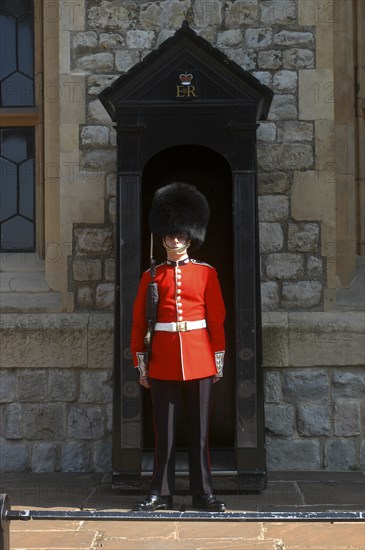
[143,234,159,362]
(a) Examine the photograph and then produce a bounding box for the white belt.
[154,319,206,332]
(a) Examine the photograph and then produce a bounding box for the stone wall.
[0,314,113,472]
[69,0,328,312]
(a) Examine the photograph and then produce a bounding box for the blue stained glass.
[1,216,34,251]
[0,13,17,80]
[18,12,34,78]
[1,129,28,162]
[1,72,34,106]
[19,159,34,219]
[0,158,17,221]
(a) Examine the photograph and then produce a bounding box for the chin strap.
[163,238,191,255]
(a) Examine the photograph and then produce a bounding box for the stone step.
[0,292,62,312]
[0,272,51,293]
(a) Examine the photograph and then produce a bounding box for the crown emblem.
[179,72,193,86]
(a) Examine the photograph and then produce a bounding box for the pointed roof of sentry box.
[99,20,273,121]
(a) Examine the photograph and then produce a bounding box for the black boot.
[192,493,225,512]
[133,494,173,511]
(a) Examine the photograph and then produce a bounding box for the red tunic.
[131,258,226,381]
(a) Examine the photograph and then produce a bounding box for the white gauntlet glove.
[215,351,225,377]
[136,352,149,379]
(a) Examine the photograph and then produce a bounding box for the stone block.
[104,259,116,281]
[334,400,361,437]
[258,143,313,170]
[332,369,365,399]
[4,403,23,439]
[324,440,357,471]
[273,70,297,93]
[82,150,116,171]
[23,403,65,439]
[17,369,47,402]
[259,223,284,252]
[115,50,140,72]
[70,199,105,224]
[0,440,29,471]
[283,369,329,402]
[88,99,112,123]
[262,312,289,367]
[48,369,77,402]
[87,314,114,369]
[106,173,116,197]
[61,441,92,472]
[59,74,86,125]
[267,94,297,120]
[225,0,258,27]
[94,438,112,472]
[99,32,125,50]
[88,1,138,29]
[74,227,113,256]
[297,404,331,436]
[283,48,315,69]
[77,287,93,309]
[244,28,272,49]
[31,443,58,472]
[258,172,290,195]
[160,0,191,28]
[217,30,243,47]
[361,442,365,472]
[108,197,116,223]
[299,70,335,120]
[68,405,105,440]
[140,2,162,29]
[81,126,109,147]
[253,71,273,88]
[72,31,98,51]
[96,284,115,310]
[0,314,88,369]
[282,281,322,309]
[257,122,276,142]
[73,259,102,282]
[265,403,295,436]
[288,223,319,253]
[307,256,323,278]
[80,370,112,404]
[226,48,257,71]
[289,313,365,367]
[264,370,282,403]
[261,282,280,311]
[126,30,155,49]
[258,195,289,222]
[194,0,222,26]
[258,50,282,70]
[260,1,297,25]
[274,31,314,46]
[88,75,118,96]
[266,438,320,470]
[156,29,175,47]
[277,121,314,142]
[266,253,304,280]
[0,370,16,402]
[76,53,114,73]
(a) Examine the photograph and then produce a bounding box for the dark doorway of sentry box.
[140,144,235,474]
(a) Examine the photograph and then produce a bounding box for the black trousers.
[149,377,214,496]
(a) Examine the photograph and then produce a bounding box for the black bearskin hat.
[148,182,210,249]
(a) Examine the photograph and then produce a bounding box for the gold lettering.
[176,85,186,98]
[176,85,197,98]
[187,86,197,97]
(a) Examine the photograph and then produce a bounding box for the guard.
[131,182,226,512]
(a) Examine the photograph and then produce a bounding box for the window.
[0,0,42,252]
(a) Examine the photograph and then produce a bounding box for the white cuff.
[215,351,225,377]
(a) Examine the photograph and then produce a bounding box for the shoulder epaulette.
[190,259,213,268]
[144,262,165,273]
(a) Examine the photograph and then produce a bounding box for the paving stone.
[10,530,97,549]
[265,522,365,548]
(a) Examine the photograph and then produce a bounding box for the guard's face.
[164,234,188,249]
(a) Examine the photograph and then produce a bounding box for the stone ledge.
[263,311,365,367]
